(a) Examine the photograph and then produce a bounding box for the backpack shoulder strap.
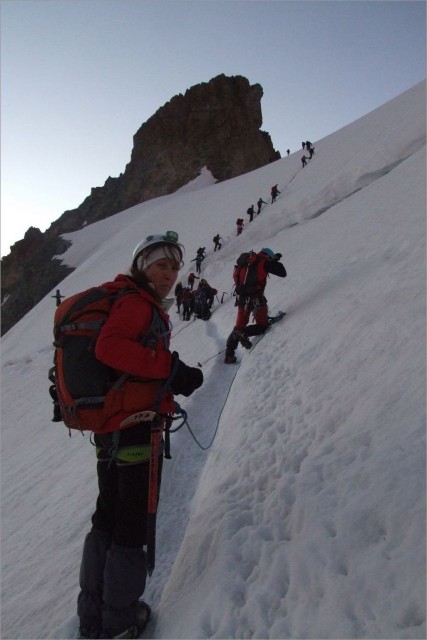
[141,305,169,350]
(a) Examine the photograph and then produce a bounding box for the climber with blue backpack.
[71,231,203,639]
[224,248,286,363]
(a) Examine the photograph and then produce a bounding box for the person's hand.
[170,352,203,397]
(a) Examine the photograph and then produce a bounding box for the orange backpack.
[49,283,165,432]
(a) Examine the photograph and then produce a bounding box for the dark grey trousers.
[77,424,162,636]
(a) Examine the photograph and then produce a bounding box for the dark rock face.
[1,74,280,335]
[124,74,279,199]
[1,228,73,335]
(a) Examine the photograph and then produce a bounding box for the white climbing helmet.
[132,231,184,269]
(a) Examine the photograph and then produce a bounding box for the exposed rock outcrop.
[1,228,73,334]
[1,74,280,335]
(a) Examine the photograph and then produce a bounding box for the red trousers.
[235,299,268,331]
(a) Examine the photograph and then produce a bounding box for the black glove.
[274,253,282,261]
[170,352,203,397]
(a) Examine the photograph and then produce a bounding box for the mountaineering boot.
[77,602,151,639]
[234,330,252,349]
[102,546,148,639]
[267,311,286,325]
[75,627,100,639]
[136,601,151,632]
[224,327,251,362]
[112,626,139,639]
[224,331,238,363]
[111,602,151,637]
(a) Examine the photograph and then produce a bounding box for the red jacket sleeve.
[95,293,173,379]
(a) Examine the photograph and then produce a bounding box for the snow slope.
[1,80,426,639]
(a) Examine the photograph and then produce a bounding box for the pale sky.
[1,0,425,257]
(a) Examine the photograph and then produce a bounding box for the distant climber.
[175,281,183,313]
[271,184,280,203]
[191,254,204,274]
[52,289,65,307]
[247,205,255,222]
[213,234,222,251]
[236,218,244,236]
[198,279,217,309]
[224,248,287,363]
[187,272,199,290]
[181,287,194,320]
[194,279,217,320]
[257,198,267,214]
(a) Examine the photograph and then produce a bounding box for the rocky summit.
[1,74,280,335]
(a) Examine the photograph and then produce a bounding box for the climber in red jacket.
[76,231,203,640]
